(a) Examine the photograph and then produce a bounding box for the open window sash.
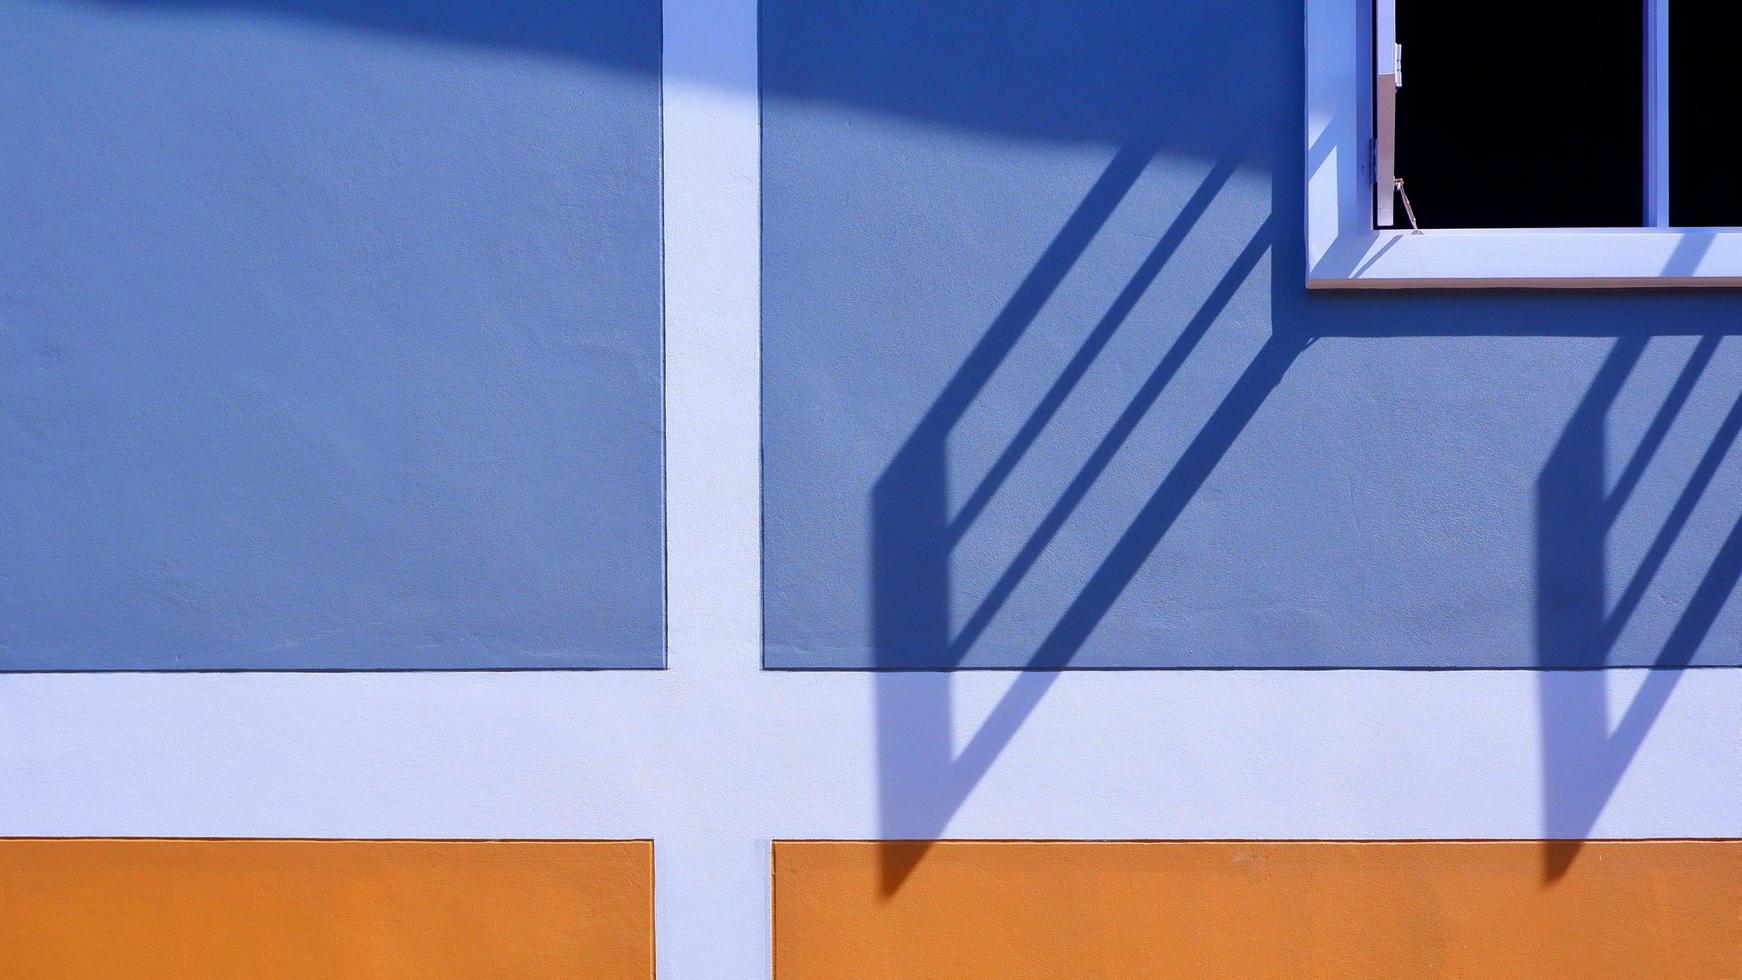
[1375,0,1400,227]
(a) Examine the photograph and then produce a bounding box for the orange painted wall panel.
[774,840,1742,979]
[0,838,653,979]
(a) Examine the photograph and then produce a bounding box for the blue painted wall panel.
[762,0,1742,668]
[1,0,663,669]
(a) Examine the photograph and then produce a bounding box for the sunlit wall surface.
[761,0,1742,669]
[0,0,665,669]
[0,0,1737,975]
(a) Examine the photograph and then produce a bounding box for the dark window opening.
[1670,0,1742,226]
[1389,0,1644,229]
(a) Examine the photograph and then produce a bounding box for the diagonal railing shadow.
[873,128,1742,894]
[42,0,1742,905]
[867,136,1165,671]
[1536,337,1742,880]
[873,140,1292,891]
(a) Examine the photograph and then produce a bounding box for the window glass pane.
[1670,0,1742,226]
[1392,0,1643,228]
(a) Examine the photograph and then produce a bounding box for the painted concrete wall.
[0,838,654,977]
[762,0,1742,668]
[775,840,1742,978]
[0,0,1737,976]
[0,0,664,669]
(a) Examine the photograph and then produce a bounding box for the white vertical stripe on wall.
[660,0,767,973]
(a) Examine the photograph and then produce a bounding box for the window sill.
[1307,228,1742,289]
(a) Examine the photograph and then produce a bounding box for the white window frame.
[1306,0,1742,288]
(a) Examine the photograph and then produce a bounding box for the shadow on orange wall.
[776,840,1742,979]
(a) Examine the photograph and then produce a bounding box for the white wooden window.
[1307,0,1742,287]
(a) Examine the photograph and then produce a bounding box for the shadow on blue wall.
[874,189,1741,890]
[1532,337,1742,878]
[80,0,657,72]
[53,0,1741,891]
[872,146,1306,888]
[821,0,1742,891]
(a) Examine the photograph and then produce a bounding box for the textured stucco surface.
[0,838,654,977]
[0,2,1735,977]
[0,0,664,669]
[761,0,1742,668]
[774,840,1742,979]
